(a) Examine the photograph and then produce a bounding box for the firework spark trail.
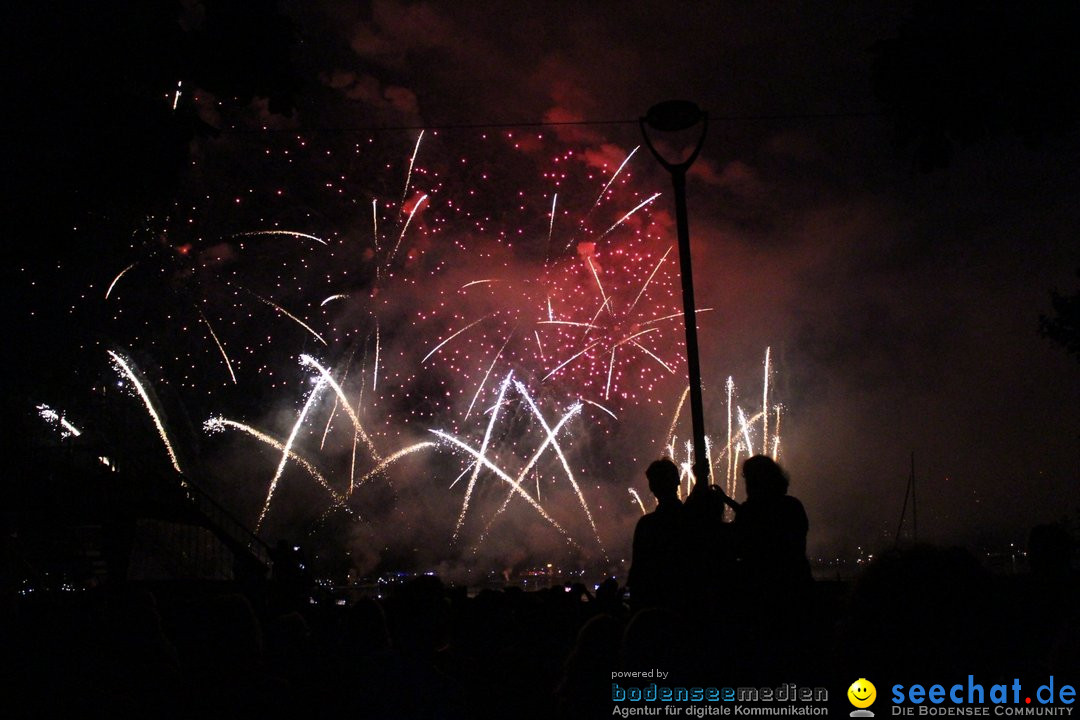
[234,230,328,245]
[547,193,558,258]
[465,332,513,420]
[617,323,661,350]
[705,435,716,488]
[203,417,347,508]
[320,294,348,306]
[726,376,734,495]
[533,330,545,361]
[579,298,611,342]
[762,347,771,454]
[299,355,381,461]
[630,340,676,375]
[371,198,379,251]
[772,405,782,460]
[451,372,512,541]
[582,398,617,419]
[514,381,603,550]
[585,256,610,314]
[733,443,743,502]
[537,320,599,329]
[591,146,639,212]
[349,431,358,496]
[36,404,82,438]
[461,279,503,289]
[448,464,472,490]
[714,408,766,459]
[256,378,328,532]
[476,397,583,544]
[666,386,691,451]
[598,192,661,239]
[421,314,491,364]
[248,290,327,345]
[60,417,81,437]
[401,130,424,208]
[320,392,340,451]
[734,441,743,473]
[682,440,693,497]
[108,350,183,474]
[389,193,427,263]
[351,441,436,490]
[542,338,603,381]
[198,310,237,384]
[737,406,754,457]
[627,245,673,314]
[604,347,617,400]
[726,411,776,487]
[171,79,183,111]
[322,345,361,450]
[604,328,661,398]
[373,320,380,391]
[629,488,647,514]
[431,428,578,547]
[639,307,714,327]
[105,263,136,300]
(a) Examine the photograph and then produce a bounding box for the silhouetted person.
[730,455,812,675]
[555,613,623,719]
[733,455,811,589]
[622,606,691,682]
[593,577,627,618]
[628,458,687,613]
[683,476,738,618]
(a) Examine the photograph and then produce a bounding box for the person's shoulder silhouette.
[628,458,687,613]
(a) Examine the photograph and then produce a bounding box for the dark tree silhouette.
[1040,268,1080,363]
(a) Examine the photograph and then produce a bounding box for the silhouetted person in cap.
[628,458,687,613]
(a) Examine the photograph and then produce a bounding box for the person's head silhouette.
[646,458,681,502]
[742,455,789,499]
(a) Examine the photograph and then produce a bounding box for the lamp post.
[640,101,711,490]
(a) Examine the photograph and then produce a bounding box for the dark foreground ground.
[2,544,1078,719]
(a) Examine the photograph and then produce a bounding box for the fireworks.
[198,310,237,384]
[39,125,795,573]
[657,347,783,503]
[256,375,329,532]
[36,403,82,439]
[233,230,329,246]
[204,416,347,510]
[105,263,136,300]
[108,349,183,475]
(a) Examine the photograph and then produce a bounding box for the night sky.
[6,1,1078,577]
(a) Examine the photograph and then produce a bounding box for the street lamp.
[640,100,711,490]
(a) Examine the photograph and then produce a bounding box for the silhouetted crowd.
[1,457,1077,719]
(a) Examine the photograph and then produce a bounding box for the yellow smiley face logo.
[848,678,876,708]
